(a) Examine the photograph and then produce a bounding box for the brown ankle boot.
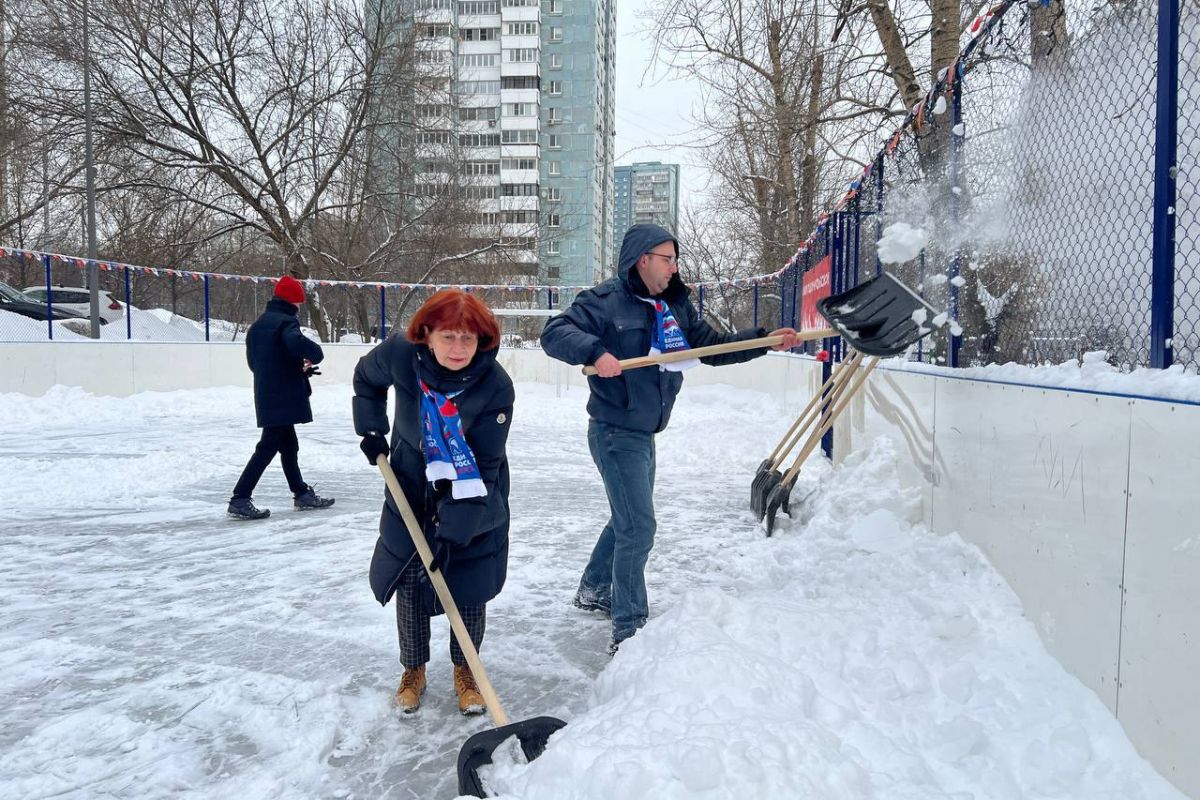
[453,664,485,716]
[394,665,426,714]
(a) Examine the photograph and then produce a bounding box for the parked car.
[22,284,126,324]
[0,281,87,322]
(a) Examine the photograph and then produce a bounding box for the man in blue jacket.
[541,224,798,653]
[228,275,335,519]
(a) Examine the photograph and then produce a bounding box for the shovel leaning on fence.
[372,455,566,798]
[750,350,866,520]
[754,271,942,535]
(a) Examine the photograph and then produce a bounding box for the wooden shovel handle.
[581,328,837,376]
[767,351,865,468]
[375,455,509,727]
[780,356,881,485]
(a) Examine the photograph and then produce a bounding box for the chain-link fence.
[777,0,1194,371]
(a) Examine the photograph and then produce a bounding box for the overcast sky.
[613,0,710,210]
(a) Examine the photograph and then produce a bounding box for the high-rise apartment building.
[540,0,616,285]
[385,0,615,287]
[613,162,681,264]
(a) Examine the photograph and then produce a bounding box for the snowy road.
[0,381,1185,799]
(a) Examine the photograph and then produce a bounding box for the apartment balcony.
[500,87,540,105]
[500,167,539,185]
[499,5,540,22]
[499,195,540,211]
[500,60,540,78]
[498,143,539,159]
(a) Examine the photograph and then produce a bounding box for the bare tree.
[17,0,422,339]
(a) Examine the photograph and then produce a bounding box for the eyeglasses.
[645,252,679,266]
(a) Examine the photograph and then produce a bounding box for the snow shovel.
[763,356,881,536]
[581,329,836,375]
[814,270,940,358]
[750,351,865,520]
[373,456,566,798]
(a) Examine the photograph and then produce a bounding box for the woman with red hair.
[352,289,512,716]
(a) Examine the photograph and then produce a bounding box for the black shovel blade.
[457,716,568,798]
[817,272,939,357]
[753,470,782,521]
[763,477,797,538]
[750,460,775,515]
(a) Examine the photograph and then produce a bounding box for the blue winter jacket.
[541,223,769,434]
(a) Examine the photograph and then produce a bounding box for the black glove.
[304,365,321,377]
[426,539,452,574]
[359,432,389,465]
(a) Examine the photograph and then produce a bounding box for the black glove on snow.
[304,365,321,377]
[359,432,389,465]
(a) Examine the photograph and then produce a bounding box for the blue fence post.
[698,284,705,318]
[379,285,387,341]
[43,253,53,340]
[875,155,885,276]
[753,283,759,328]
[779,275,785,328]
[822,214,841,459]
[124,265,132,340]
[853,196,861,288]
[918,251,927,363]
[1151,0,1179,369]
[948,77,964,368]
[203,274,211,342]
[790,260,800,330]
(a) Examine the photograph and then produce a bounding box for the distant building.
[541,0,616,286]
[369,0,615,288]
[613,162,680,264]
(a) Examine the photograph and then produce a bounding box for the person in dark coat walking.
[228,275,335,519]
[353,289,513,715]
[541,223,799,654]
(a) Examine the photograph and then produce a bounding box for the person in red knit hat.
[228,275,335,519]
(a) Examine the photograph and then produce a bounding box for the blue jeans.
[580,420,657,643]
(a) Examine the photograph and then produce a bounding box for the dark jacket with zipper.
[352,336,513,608]
[245,297,324,428]
[541,223,770,434]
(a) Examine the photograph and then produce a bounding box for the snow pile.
[480,433,1182,800]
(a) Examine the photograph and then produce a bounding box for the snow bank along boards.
[372,457,566,798]
[757,272,940,535]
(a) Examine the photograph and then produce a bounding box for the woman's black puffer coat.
[352,337,514,609]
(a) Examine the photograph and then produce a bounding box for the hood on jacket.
[617,223,685,298]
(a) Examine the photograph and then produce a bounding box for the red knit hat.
[274,275,305,304]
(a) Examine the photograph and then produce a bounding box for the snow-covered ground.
[0,381,1186,800]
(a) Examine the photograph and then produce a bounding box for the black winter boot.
[294,486,335,510]
[228,498,270,520]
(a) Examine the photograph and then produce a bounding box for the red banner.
[800,255,832,332]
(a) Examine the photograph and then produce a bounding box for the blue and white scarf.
[419,379,486,499]
[639,297,699,372]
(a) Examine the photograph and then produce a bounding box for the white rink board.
[1118,400,1200,796]
[928,379,1131,712]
